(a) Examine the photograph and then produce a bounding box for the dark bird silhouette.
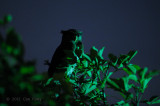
[48,29,83,77]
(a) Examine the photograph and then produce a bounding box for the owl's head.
[61,29,82,42]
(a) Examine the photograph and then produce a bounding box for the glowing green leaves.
[147,96,160,104]
[81,81,97,95]
[115,100,130,106]
[64,45,160,105]
[106,77,133,93]
[82,53,91,62]
[137,68,160,93]
[123,63,160,93]
[101,72,113,88]
[117,55,130,68]
[98,46,105,59]
[123,64,137,75]
[108,50,138,69]
[142,96,160,105]
[65,64,76,76]
[90,46,105,61]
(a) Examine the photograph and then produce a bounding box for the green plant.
[46,46,160,105]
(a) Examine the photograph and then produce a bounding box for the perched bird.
[46,29,83,100]
[48,29,83,77]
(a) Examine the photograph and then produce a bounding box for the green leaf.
[123,68,131,75]
[116,100,125,105]
[81,82,91,93]
[115,100,130,106]
[85,84,97,95]
[141,77,152,93]
[128,74,138,82]
[46,78,53,86]
[91,46,98,52]
[98,46,105,59]
[127,64,137,74]
[31,74,44,81]
[99,65,103,71]
[101,72,113,88]
[88,92,97,99]
[6,45,13,54]
[4,14,12,23]
[82,60,88,67]
[65,64,75,76]
[138,67,148,82]
[86,70,92,77]
[53,80,61,85]
[123,64,137,75]
[108,53,118,66]
[82,53,91,61]
[122,77,132,92]
[144,96,160,104]
[119,92,134,100]
[146,70,160,78]
[150,96,160,101]
[132,64,141,70]
[123,68,132,75]
[68,79,76,85]
[106,78,121,91]
[118,55,130,65]
[127,50,138,63]
[81,81,97,95]
[95,57,99,65]
[20,65,35,74]
[108,77,132,92]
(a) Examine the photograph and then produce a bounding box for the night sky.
[1,0,160,105]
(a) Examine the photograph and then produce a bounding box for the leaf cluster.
[62,46,160,105]
[0,15,56,106]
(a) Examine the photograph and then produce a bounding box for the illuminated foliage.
[46,45,160,105]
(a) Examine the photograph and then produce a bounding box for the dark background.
[1,0,160,105]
